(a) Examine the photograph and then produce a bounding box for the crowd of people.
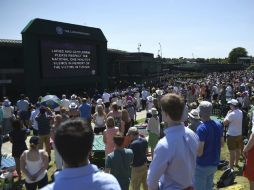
[0,70,254,189]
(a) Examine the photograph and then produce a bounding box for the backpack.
[217,160,229,170]
[217,168,235,188]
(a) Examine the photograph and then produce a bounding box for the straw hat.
[151,108,158,115]
[69,102,78,109]
[188,109,200,119]
[96,98,103,105]
[147,96,153,102]
[156,89,163,96]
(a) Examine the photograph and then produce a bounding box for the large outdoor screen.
[40,39,97,78]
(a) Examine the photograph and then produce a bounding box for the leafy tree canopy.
[228,47,248,63]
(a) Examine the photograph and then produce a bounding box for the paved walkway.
[2,110,147,155]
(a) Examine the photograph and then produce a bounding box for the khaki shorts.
[227,135,242,150]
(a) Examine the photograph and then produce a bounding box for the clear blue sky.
[1,0,253,58]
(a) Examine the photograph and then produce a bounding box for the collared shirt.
[102,92,111,103]
[41,164,121,190]
[129,137,148,167]
[2,106,14,119]
[16,99,29,111]
[79,103,92,120]
[224,109,243,136]
[147,116,160,137]
[30,109,40,130]
[61,98,70,109]
[147,125,199,190]
[141,90,149,100]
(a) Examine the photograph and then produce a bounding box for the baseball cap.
[227,99,238,106]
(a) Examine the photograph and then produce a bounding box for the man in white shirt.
[61,94,70,110]
[224,99,243,169]
[29,102,40,136]
[102,89,111,113]
[225,85,233,101]
[147,93,199,190]
[2,99,14,135]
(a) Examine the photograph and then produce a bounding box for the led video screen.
[41,39,97,78]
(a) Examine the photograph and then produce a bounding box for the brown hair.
[113,134,125,146]
[106,116,115,128]
[121,109,130,123]
[160,93,185,121]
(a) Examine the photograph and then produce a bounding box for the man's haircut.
[55,118,94,167]
[113,134,125,147]
[160,93,185,121]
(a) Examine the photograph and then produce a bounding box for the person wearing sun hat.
[2,99,14,135]
[147,108,160,158]
[68,102,79,119]
[188,109,201,132]
[224,99,243,169]
[146,96,154,112]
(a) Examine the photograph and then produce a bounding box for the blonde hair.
[111,102,118,111]
[97,105,104,116]
[121,109,130,123]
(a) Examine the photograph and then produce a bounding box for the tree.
[228,47,248,64]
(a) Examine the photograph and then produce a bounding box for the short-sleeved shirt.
[16,99,29,111]
[129,137,148,167]
[105,149,133,189]
[30,109,40,130]
[102,93,111,103]
[196,120,223,166]
[147,116,160,137]
[2,106,14,118]
[61,99,70,109]
[224,109,243,136]
[79,103,91,120]
[35,114,51,135]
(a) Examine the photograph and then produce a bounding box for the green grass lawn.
[214,145,249,190]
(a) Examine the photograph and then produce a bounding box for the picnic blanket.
[1,156,15,170]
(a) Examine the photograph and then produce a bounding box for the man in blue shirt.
[194,101,224,190]
[79,98,92,125]
[42,118,120,190]
[127,126,148,190]
[147,93,199,190]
